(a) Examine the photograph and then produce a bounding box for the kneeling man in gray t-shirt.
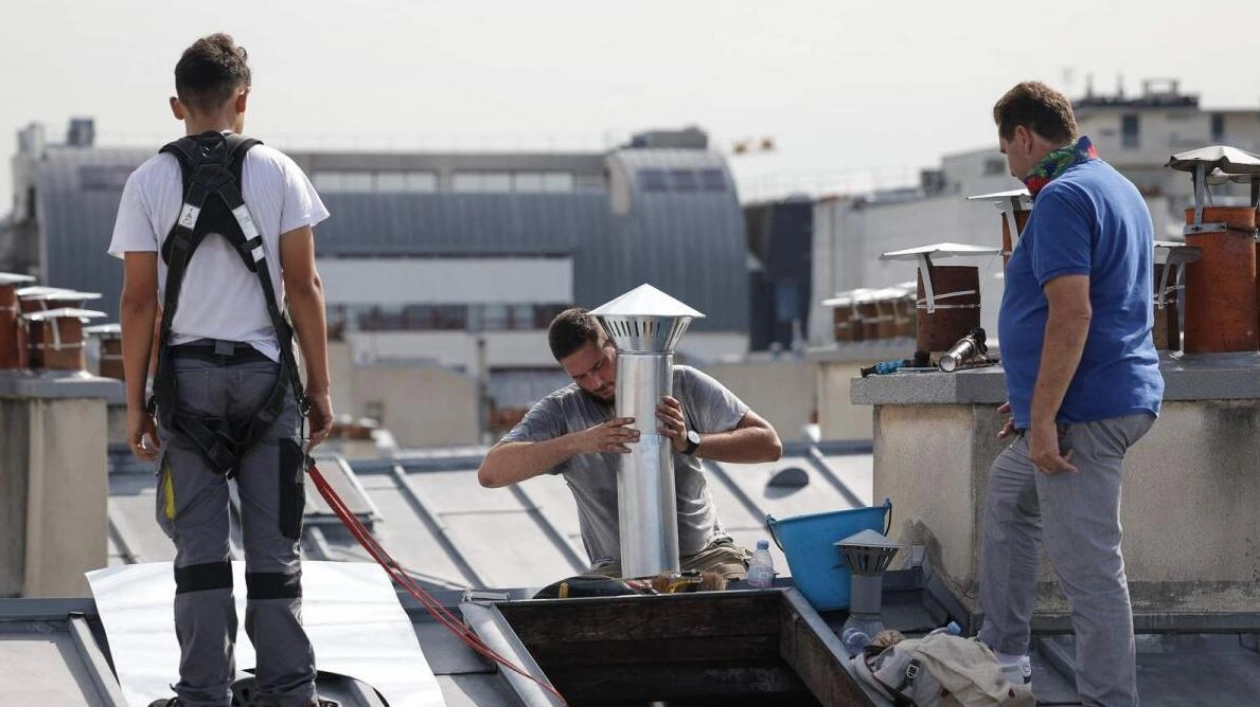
[478,308,783,579]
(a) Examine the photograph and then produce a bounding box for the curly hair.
[993,81,1078,144]
[175,33,251,114]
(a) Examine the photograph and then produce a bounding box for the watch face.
[687,430,702,445]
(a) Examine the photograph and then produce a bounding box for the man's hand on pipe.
[657,396,689,453]
[578,417,640,454]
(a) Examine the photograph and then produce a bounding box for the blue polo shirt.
[998,159,1163,428]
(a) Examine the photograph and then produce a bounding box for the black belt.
[170,341,272,365]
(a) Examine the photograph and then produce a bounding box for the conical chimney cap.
[590,284,705,319]
[591,284,705,354]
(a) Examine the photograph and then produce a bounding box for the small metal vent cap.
[835,529,901,576]
[590,284,705,354]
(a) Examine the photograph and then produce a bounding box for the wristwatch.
[682,429,702,456]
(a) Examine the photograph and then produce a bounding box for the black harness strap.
[149,131,307,477]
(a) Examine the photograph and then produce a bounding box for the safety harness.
[148,131,308,477]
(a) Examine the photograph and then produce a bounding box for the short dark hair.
[993,81,1078,144]
[548,308,603,361]
[175,34,251,114]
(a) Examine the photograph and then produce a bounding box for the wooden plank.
[497,592,782,644]
[524,633,780,668]
[779,590,877,707]
[546,663,818,705]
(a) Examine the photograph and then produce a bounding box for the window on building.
[984,158,1007,176]
[376,172,438,192]
[342,302,568,332]
[669,169,699,191]
[638,169,669,192]
[699,169,727,191]
[409,304,466,330]
[534,303,569,328]
[480,304,510,331]
[510,304,534,330]
[513,172,546,192]
[1121,115,1140,149]
[79,165,133,191]
[313,171,374,193]
[542,172,575,192]
[453,172,513,192]
[1211,113,1226,143]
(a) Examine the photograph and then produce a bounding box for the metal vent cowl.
[589,284,705,578]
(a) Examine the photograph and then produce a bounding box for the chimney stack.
[591,284,704,578]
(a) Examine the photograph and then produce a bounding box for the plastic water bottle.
[927,621,962,637]
[746,540,775,588]
[841,627,871,656]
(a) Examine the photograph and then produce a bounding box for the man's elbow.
[477,464,498,489]
[285,274,324,301]
[477,452,506,489]
[120,289,155,319]
[764,435,784,462]
[754,427,783,462]
[1057,306,1092,331]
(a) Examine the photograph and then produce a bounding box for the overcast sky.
[4,0,1260,208]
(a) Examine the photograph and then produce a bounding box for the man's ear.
[169,96,185,121]
[234,87,250,115]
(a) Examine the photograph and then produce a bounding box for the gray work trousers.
[979,413,1154,707]
[156,349,316,707]
[587,538,753,581]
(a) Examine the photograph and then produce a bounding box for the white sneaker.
[1000,655,1032,685]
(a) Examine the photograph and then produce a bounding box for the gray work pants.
[587,538,752,581]
[979,413,1154,707]
[156,350,316,707]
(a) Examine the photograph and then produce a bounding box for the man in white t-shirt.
[108,34,333,707]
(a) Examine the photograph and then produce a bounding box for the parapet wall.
[852,358,1260,619]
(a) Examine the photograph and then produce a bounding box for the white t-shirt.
[108,138,329,361]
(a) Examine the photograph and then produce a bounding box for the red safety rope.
[306,459,568,705]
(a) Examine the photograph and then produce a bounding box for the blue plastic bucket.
[766,499,892,612]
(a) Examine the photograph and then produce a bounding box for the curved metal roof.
[37,146,748,332]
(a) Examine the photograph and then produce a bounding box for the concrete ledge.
[852,355,1260,406]
[851,365,1007,405]
[0,370,123,400]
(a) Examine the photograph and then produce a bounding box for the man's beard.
[580,386,615,408]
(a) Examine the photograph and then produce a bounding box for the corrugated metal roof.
[105,443,872,591]
[13,443,1260,705]
[35,145,748,332]
[37,146,152,321]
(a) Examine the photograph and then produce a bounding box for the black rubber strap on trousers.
[174,561,234,595]
[245,570,303,600]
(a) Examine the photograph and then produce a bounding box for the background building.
[3,122,754,441]
[806,79,1258,349]
[744,196,814,353]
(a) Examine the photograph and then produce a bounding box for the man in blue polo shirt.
[979,81,1163,707]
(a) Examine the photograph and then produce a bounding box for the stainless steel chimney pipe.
[590,284,704,578]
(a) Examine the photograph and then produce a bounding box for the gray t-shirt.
[502,365,749,566]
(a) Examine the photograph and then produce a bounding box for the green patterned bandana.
[1023,136,1098,197]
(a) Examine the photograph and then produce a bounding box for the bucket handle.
[767,514,786,553]
[765,498,893,554]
